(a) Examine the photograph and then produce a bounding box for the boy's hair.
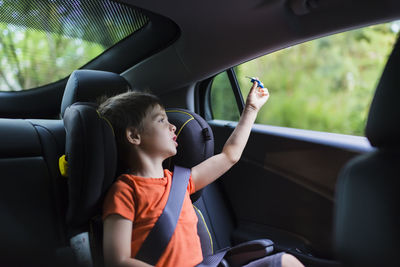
[98,90,163,169]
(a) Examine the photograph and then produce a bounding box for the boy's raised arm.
[191,80,269,191]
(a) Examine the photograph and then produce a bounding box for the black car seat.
[60,70,130,266]
[334,36,400,266]
[63,101,117,267]
[0,117,69,267]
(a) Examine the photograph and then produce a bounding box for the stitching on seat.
[193,204,213,254]
[166,109,194,119]
[166,110,195,138]
[96,110,115,137]
[176,117,194,138]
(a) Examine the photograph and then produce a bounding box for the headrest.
[61,70,130,117]
[164,108,214,202]
[365,36,400,148]
[63,102,117,237]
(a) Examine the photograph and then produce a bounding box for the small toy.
[246,76,264,88]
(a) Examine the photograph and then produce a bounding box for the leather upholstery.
[0,118,69,266]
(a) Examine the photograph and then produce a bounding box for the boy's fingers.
[254,77,265,87]
[250,81,258,92]
[258,88,269,97]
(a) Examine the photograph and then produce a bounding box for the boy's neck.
[130,166,165,178]
[127,153,165,178]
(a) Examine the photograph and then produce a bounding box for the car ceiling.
[120,0,400,93]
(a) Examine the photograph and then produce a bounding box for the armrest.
[224,239,274,267]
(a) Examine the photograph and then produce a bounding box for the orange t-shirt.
[102,169,203,267]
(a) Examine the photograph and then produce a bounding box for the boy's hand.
[192,77,269,191]
[245,77,269,112]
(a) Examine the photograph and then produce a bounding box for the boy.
[99,80,304,267]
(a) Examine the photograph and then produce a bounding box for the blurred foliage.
[212,22,399,136]
[210,71,240,121]
[0,0,147,91]
[0,23,104,91]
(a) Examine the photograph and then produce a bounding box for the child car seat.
[61,69,217,265]
[61,70,274,267]
[61,69,131,266]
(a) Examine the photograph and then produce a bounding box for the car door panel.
[209,120,372,264]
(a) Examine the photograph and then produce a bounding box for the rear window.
[0,0,149,91]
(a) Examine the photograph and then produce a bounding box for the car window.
[210,71,240,121]
[0,0,149,91]
[210,21,399,136]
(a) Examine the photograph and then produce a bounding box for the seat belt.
[135,165,275,267]
[135,165,191,265]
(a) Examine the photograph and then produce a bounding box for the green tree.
[233,23,398,136]
[0,0,147,91]
[210,71,240,121]
[0,22,104,91]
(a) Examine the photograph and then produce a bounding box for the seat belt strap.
[196,249,228,267]
[135,165,190,265]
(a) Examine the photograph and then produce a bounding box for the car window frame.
[197,68,244,120]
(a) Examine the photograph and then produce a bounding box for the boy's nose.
[170,123,176,132]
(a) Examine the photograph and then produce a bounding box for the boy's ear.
[126,127,141,145]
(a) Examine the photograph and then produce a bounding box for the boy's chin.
[165,150,177,158]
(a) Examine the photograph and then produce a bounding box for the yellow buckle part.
[59,154,68,178]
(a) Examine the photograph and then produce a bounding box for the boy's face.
[138,104,178,159]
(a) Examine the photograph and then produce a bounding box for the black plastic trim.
[195,77,213,121]
[227,68,245,114]
[197,69,244,121]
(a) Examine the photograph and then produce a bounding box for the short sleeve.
[102,180,135,221]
